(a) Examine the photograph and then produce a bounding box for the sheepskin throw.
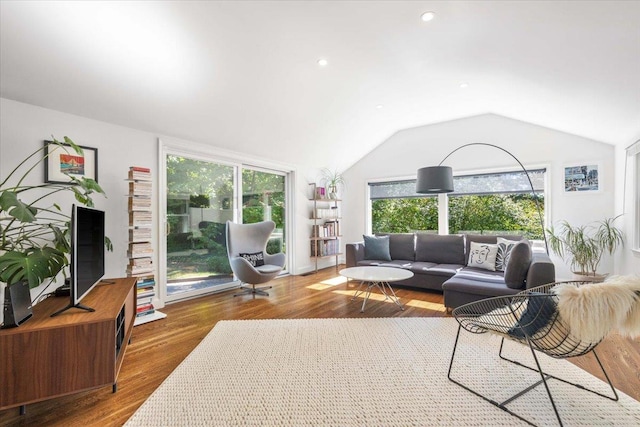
[554,275,640,343]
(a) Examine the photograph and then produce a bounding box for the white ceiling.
[1,1,639,171]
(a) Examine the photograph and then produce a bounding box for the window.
[448,169,546,239]
[369,180,438,233]
[369,169,546,238]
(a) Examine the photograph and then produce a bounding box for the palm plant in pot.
[546,216,624,281]
[0,137,110,295]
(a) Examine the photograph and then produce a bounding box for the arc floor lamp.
[415,142,549,254]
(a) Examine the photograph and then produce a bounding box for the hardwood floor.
[1,267,639,426]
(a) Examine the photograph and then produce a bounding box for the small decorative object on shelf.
[309,182,342,273]
[126,166,166,325]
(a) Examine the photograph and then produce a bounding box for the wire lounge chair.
[447,281,631,427]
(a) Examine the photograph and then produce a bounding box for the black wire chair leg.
[525,339,564,427]
[499,340,619,401]
[447,326,536,426]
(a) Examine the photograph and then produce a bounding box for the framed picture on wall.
[44,141,98,184]
[564,163,599,193]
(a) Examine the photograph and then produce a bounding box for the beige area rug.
[126,318,640,426]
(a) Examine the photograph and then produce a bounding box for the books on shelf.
[129,211,152,225]
[128,196,152,211]
[128,242,153,257]
[311,239,339,257]
[314,206,340,219]
[128,180,152,195]
[128,166,151,181]
[312,221,340,238]
[129,227,152,241]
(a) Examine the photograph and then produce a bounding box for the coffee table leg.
[382,281,404,311]
[360,281,376,312]
[351,280,366,301]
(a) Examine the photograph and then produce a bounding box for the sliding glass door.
[161,149,289,303]
[165,155,236,299]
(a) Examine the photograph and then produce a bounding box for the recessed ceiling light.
[317,58,328,67]
[459,82,469,89]
[421,11,435,22]
[376,104,384,109]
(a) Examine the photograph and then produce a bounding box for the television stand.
[50,302,95,317]
[0,277,136,412]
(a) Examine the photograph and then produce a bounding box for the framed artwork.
[564,164,599,193]
[44,141,98,184]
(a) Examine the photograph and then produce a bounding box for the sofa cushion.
[377,260,413,269]
[415,233,465,264]
[496,237,521,272]
[408,261,438,274]
[425,263,464,278]
[504,241,532,289]
[443,272,521,298]
[378,233,415,261]
[467,242,498,271]
[363,235,391,261]
[465,234,523,264]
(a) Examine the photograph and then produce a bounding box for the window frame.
[367,165,550,239]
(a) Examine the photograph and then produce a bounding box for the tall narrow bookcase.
[309,183,342,273]
[127,166,166,326]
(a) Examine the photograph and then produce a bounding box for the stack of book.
[128,166,151,181]
[136,276,156,318]
[128,165,165,326]
[128,196,152,211]
[312,220,340,238]
[310,239,339,257]
[127,257,153,275]
[128,241,153,258]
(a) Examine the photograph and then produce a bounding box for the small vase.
[329,185,337,199]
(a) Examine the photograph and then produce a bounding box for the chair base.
[447,324,619,427]
[233,284,272,297]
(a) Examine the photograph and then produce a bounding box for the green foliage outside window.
[372,198,438,233]
[372,194,544,239]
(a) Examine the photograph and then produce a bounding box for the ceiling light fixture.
[376,104,384,109]
[421,11,436,22]
[317,58,328,67]
[459,82,469,89]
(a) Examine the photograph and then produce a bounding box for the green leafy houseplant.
[546,216,624,278]
[320,168,345,199]
[0,137,111,289]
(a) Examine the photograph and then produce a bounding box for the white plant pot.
[572,272,608,282]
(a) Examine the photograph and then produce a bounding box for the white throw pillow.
[496,237,521,272]
[467,242,498,271]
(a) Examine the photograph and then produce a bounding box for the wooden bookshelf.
[309,183,343,273]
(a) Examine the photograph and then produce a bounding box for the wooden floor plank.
[1,267,638,426]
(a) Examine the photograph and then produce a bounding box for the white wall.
[341,113,619,279]
[1,98,158,300]
[0,98,325,307]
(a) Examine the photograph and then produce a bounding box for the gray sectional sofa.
[345,233,555,309]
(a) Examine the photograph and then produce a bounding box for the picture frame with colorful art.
[44,140,98,184]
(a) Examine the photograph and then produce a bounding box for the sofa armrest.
[346,242,365,267]
[525,252,556,289]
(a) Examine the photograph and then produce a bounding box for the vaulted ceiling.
[1,1,639,171]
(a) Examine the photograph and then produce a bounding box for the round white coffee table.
[339,266,413,313]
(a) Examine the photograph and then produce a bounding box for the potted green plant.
[546,216,624,280]
[0,137,111,292]
[320,168,345,199]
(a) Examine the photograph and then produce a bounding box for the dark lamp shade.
[416,166,454,194]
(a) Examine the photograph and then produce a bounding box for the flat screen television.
[51,205,105,317]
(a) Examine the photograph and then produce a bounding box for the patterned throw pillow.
[495,237,521,272]
[467,242,498,271]
[240,251,265,267]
